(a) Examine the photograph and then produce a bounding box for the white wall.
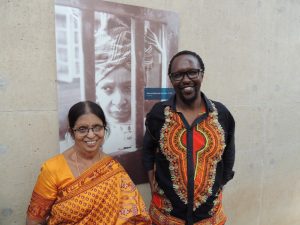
[0,0,299,224]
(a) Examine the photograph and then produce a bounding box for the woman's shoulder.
[104,156,128,174]
[42,154,67,173]
[40,154,74,185]
[43,154,65,165]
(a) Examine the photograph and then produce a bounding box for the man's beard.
[178,87,199,105]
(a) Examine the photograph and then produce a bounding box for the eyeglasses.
[73,125,105,136]
[169,69,202,82]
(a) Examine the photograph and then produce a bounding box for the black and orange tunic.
[143,92,235,225]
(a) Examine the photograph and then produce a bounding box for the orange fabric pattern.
[27,155,151,224]
[159,105,225,209]
[27,191,54,221]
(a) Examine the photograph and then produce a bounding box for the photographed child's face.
[96,67,131,123]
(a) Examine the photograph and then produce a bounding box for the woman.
[26,101,151,225]
[95,13,132,125]
[94,14,133,154]
[96,66,131,124]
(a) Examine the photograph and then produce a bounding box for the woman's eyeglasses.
[73,125,105,136]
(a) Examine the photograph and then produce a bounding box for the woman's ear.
[68,127,75,139]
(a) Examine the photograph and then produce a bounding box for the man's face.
[96,67,131,123]
[169,54,203,104]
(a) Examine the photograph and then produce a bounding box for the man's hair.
[168,50,205,74]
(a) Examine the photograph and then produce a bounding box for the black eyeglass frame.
[169,69,203,82]
[73,125,105,136]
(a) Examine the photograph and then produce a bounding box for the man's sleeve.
[142,109,159,171]
[222,109,235,185]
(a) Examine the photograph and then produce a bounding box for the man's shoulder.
[145,100,170,124]
[210,99,229,112]
[149,100,169,113]
[209,99,235,124]
[202,92,230,114]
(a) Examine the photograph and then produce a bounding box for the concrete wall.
[0,0,299,224]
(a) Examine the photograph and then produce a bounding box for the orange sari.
[27,154,151,224]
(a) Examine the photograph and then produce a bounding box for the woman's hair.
[68,101,109,135]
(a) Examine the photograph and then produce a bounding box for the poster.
[55,0,179,183]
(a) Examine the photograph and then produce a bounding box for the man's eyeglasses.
[169,69,203,82]
[73,125,105,136]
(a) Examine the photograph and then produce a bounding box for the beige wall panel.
[264,106,300,150]
[0,0,57,111]
[260,106,300,224]
[231,106,264,152]
[260,148,300,225]
[136,183,151,208]
[0,111,58,224]
[224,150,263,225]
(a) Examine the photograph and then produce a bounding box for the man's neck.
[175,95,203,126]
[176,95,202,112]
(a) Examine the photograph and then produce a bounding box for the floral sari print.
[27,155,151,224]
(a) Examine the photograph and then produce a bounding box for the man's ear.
[169,76,174,85]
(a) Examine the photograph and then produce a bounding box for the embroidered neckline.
[159,101,226,209]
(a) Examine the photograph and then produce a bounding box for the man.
[143,50,235,225]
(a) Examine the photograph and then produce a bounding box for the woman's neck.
[73,146,102,161]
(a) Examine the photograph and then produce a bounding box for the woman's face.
[73,113,105,153]
[97,67,131,123]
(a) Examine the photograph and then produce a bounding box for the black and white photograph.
[55,0,179,183]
